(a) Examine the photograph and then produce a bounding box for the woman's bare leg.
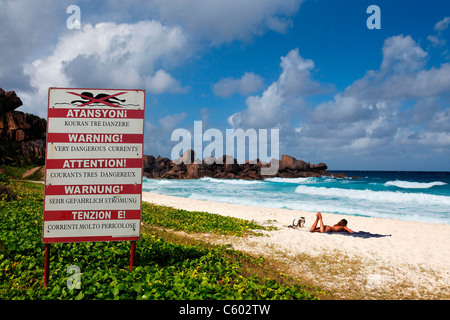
[318,212,325,233]
[310,213,319,232]
[310,212,325,233]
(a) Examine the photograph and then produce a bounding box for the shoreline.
[142,191,450,299]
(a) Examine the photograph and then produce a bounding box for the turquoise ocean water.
[142,171,450,225]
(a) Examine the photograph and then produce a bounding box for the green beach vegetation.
[0,175,321,300]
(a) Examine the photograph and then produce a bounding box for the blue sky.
[1,0,449,171]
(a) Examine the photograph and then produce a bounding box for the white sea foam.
[264,177,313,184]
[294,185,450,205]
[384,180,447,189]
[157,179,175,185]
[199,177,263,185]
[264,177,337,184]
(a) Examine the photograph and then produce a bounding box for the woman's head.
[335,219,348,227]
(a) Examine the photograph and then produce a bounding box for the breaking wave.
[384,180,447,189]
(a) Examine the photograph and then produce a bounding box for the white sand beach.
[142,191,450,299]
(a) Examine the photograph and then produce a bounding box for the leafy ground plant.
[141,202,277,236]
[0,181,317,300]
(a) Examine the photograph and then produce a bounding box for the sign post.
[42,88,145,285]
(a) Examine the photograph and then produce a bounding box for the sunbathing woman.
[310,212,354,233]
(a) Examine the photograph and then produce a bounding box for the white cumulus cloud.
[213,72,265,97]
[228,48,330,129]
[154,0,303,44]
[20,20,189,116]
[293,34,450,165]
[226,34,450,169]
[145,69,190,94]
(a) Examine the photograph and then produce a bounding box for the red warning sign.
[43,88,145,243]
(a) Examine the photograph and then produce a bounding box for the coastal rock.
[236,159,263,180]
[237,171,261,180]
[0,89,22,112]
[332,173,348,179]
[0,88,46,166]
[155,156,171,169]
[21,140,46,162]
[141,149,338,180]
[185,163,200,179]
[310,162,328,170]
[221,155,239,174]
[143,155,155,169]
[214,172,236,179]
[172,163,186,172]
[175,149,196,164]
[202,156,217,172]
[160,170,180,179]
[280,155,310,171]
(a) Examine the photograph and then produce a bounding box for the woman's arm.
[344,227,354,233]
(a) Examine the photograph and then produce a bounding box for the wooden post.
[43,244,50,287]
